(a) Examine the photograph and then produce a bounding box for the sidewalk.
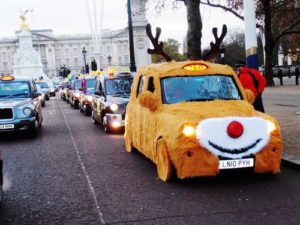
[263,77,300,170]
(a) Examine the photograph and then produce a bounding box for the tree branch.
[199,0,263,29]
[274,16,300,44]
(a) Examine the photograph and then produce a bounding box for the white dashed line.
[57,100,106,225]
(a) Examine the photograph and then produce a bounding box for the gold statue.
[19,8,32,31]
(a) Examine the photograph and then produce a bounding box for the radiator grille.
[0,108,13,120]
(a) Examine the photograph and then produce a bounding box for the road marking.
[57,99,106,225]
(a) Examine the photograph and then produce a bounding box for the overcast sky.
[0,0,244,48]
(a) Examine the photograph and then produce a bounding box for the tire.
[125,129,134,153]
[92,112,98,124]
[104,124,111,133]
[84,109,91,116]
[41,101,45,107]
[156,140,172,182]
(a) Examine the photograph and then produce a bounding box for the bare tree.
[199,0,300,86]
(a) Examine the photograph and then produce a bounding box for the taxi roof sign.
[0,75,15,81]
[183,64,208,71]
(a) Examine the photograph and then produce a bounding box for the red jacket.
[238,67,266,97]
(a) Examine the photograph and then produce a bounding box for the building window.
[123,45,128,52]
[3,62,8,72]
[124,55,129,65]
[65,58,70,67]
[118,56,122,65]
[74,58,79,67]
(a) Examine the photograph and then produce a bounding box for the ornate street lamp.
[127,0,136,72]
[82,47,87,74]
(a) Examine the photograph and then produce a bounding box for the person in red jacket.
[235,61,266,112]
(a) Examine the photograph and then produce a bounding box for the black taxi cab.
[78,76,96,116]
[60,81,71,101]
[68,78,82,108]
[0,75,43,137]
[91,71,133,133]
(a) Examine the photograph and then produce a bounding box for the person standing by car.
[235,61,266,112]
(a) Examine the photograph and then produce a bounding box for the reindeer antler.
[203,24,227,61]
[146,23,172,62]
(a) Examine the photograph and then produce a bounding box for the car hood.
[107,96,129,105]
[0,98,32,108]
[161,100,265,123]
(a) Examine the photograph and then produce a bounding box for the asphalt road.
[0,96,299,225]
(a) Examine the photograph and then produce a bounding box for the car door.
[141,76,160,160]
[130,74,145,151]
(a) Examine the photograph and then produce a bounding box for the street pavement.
[0,93,299,225]
[264,77,300,168]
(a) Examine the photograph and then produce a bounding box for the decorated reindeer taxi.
[124,24,282,181]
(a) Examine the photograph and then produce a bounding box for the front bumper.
[0,117,36,133]
[105,113,125,129]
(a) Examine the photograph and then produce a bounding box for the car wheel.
[85,110,91,116]
[41,102,45,107]
[92,112,98,124]
[103,117,111,133]
[29,121,38,138]
[125,130,134,153]
[156,140,172,182]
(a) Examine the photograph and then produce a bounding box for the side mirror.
[138,91,159,112]
[32,92,42,99]
[244,89,255,104]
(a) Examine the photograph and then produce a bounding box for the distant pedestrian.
[235,61,266,112]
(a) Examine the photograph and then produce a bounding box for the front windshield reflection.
[161,75,242,104]
[105,78,132,96]
[0,81,30,98]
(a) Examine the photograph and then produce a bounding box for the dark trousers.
[253,93,265,113]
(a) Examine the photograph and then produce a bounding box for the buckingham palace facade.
[0,25,151,77]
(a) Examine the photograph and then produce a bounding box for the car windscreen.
[86,79,96,90]
[104,78,133,96]
[74,80,81,90]
[161,75,242,104]
[38,82,49,89]
[0,81,30,98]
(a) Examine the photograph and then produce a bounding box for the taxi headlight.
[183,125,196,137]
[23,107,32,116]
[266,120,277,133]
[110,104,119,112]
[38,95,43,100]
[75,93,80,98]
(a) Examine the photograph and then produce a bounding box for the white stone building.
[0,26,151,77]
[0,0,151,77]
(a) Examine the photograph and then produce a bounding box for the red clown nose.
[227,121,244,138]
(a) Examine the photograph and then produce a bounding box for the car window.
[0,81,30,98]
[137,75,145,97]
[147,77,155,93]
[161,75,242,104]
[105,78,133,96]
[86,79,96,90]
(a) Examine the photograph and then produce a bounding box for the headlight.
[23,107,32,116]
[266,120,276,133]
[75,93,80,98]
[38,95,43,100]
[110,104,119,112]
[183,125,196,137]
[86,96,93,102]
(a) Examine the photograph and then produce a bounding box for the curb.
[282,154,300,172]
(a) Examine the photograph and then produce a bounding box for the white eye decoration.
[196,117,273,159]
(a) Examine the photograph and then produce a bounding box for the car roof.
[137,60,236,78]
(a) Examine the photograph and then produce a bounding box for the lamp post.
[82,47,87,74]
[127,0,136,72]
[297,48,300,66]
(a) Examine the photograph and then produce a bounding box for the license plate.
[219,158,254,169]
[0,124,14,129]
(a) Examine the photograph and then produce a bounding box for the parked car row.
[60,71,133,133]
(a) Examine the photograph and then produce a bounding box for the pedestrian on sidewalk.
[235,61,266,112]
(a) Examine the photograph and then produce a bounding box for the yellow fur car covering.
[125,61,282,181]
